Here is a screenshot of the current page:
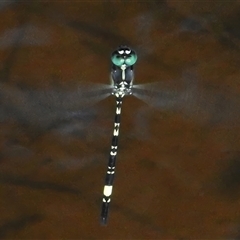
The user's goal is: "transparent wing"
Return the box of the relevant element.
[132,72,240,125]
[0,82,112,130]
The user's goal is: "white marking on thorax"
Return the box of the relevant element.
[121,64,126,81]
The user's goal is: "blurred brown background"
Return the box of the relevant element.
[0,1,240,239]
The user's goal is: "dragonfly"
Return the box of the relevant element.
[98,45,240,225]
[1,45,240,225]
[100,45,137,225]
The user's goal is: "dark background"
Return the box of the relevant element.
[0,1,240,239]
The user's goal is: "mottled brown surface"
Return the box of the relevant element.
[0,1,240,239]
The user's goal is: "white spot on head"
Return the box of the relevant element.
[118,50,124,54]
[121,64,126,70]
[125,50,131,54]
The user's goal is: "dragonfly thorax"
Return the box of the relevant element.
[111,80,133,98]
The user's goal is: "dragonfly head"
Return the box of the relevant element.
[111,45,137,67]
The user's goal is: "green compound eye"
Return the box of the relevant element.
[125,53,137,66]
[111,54,125,67]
